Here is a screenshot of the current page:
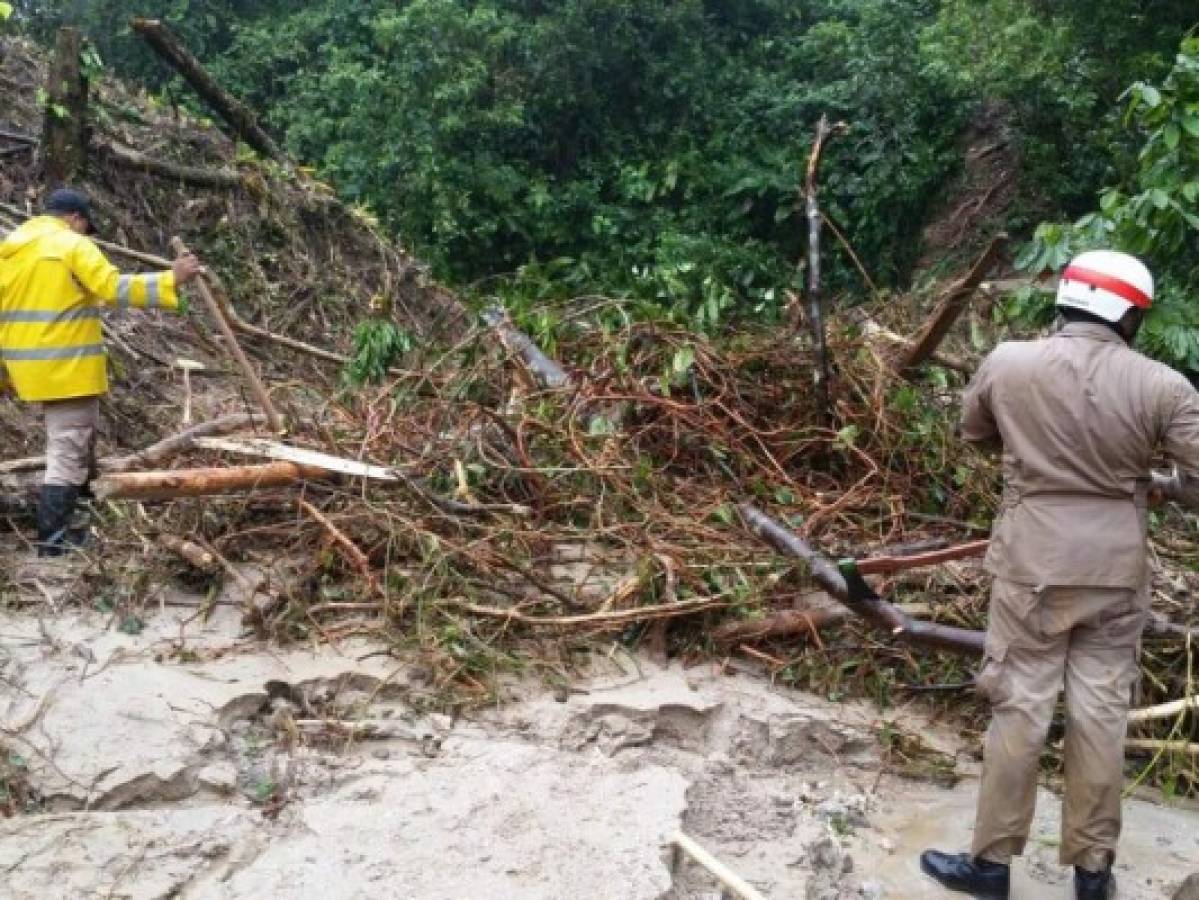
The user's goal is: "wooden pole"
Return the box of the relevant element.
[672,832,766,900]
[92,462,330,501]
[42,28,88,187]
[131,18,287,163]
[798,115,847,424]
[171,236,285,433]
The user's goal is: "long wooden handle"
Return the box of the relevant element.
[170,236,284,433]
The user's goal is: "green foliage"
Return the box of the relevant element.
[1013,38,1199,374]
[0,3,14,22]
[9,0,1195,332]
[344,319,414,386]
[195,0,963,325]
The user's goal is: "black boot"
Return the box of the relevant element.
[36,484,82,557]
[1075,866,1114,900]
[920,849,1010,898]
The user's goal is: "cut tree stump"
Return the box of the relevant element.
[41,28,88,187]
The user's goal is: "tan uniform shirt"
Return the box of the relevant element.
[962,321,1199,589]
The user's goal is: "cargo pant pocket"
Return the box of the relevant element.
[974,639,1009,705]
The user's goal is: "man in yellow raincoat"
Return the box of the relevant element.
[0,189,202,555]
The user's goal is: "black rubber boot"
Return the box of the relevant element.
[920,849,1010,898]
[36,484,82,557]
[1075,866,1115,900]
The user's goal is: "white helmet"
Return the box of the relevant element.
[1056,250,1154,323]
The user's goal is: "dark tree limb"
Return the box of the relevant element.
[739,503,986,657]
[130,18,286,164]
[41,28,89,187]
[896,234,1008,376]
[96,141,245,189]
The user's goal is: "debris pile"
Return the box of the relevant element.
[1,30,1195,808]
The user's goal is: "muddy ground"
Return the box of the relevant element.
[1,555,1196,900]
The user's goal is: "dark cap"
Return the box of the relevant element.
[45,188,95,233]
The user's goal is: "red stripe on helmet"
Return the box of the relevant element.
[1062,265,1152,308]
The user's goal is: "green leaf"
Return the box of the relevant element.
[1182,115,1199,139]
[1164,123,1181,149]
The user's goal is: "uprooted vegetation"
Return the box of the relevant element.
[1,29,1196,812]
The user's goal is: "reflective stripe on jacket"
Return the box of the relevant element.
[0,216,178,401]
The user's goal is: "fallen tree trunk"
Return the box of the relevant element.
[739,503,986,657]
[131,18,287,164]
[92,461,331,501]
[895,234,1008,376]
[96,141,245,188]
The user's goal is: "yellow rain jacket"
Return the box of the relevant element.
[0,216,178,401]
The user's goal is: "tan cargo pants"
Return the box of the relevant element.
[43,396,100,487]
[972,578,1146,872]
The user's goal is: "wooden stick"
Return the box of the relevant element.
[1128,695,1199,724]
[96,141,245,189]
[739,503,986,657]
[92,461,330,501]
[156,533,218,571]
[672,831,766,900]
[1125,739,1199,756]
[896,234,1008,375]
[713,607,846,645]
[101,413,264,472]
[171,236,285,433]
[854,540,990,575]
[131,18,286,163]
[0,456,46,475]
[444,596,727,629]
[297,497,382,597]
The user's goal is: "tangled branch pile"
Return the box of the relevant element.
[1,34,1194,798]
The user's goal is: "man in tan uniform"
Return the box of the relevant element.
[920,250,1199,900]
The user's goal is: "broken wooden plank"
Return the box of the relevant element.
[192,436,403,481]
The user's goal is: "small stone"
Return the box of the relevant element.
[196,761,238,794]
[372,748,390,760]
[858,881,886,900]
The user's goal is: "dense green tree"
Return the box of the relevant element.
[7,1,1196,344]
